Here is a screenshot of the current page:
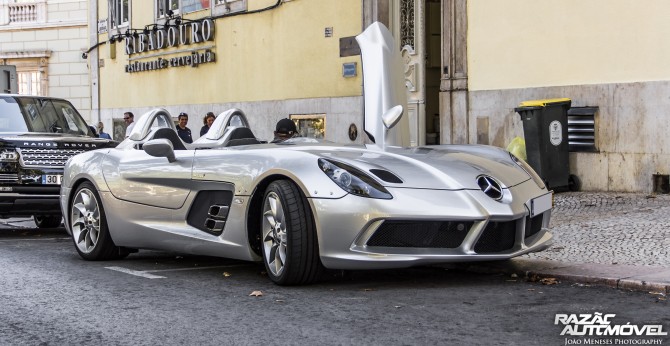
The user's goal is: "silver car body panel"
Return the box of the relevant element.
[60,22,552,269]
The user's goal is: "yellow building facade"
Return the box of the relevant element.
[90,0,365,143]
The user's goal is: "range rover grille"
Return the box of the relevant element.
[0,173,19,183]
[17,148,86,168]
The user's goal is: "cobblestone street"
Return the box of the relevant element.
[524,192,670,267]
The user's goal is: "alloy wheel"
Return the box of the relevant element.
[71,188,101,254]
[262,191,288,276]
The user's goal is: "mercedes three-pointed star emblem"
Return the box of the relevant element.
[477,175,503,200]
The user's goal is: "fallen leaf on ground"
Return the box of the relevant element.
[275,299,285,303]
[249,290,263,297]
[223,272,231,277]
[540,277,559,285]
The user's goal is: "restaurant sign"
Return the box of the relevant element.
[125,18,215,55]
[123,18,216,73]
[125,49,215,73]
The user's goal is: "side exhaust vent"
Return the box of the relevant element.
[205,205,230,234]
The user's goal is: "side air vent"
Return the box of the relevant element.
[186,190,233,235]
[369,169,403,183]
[205,205,229,233]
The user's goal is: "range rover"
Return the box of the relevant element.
[0,95,117,228]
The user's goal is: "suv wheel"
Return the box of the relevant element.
[33,215,63,228]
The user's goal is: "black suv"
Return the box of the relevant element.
[0,95,117,228]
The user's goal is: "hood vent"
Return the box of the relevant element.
[370,169,403,184]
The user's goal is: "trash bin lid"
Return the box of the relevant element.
[518,98,571,107]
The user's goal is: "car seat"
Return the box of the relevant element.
[151,127,187,150]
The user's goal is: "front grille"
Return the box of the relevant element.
[525,215,543,239]
[367,221,473,248]
[17,148,85,168]
[0,173,19,183]
[474,221,517,254]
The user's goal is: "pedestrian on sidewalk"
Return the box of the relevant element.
[177,112,193,143]
[200,112,216,136]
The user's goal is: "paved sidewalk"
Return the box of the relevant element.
[462,192,670,294]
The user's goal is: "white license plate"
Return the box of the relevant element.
[42,174,62,185]
[529,192,552,217]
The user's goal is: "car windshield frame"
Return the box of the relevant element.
[0,95,92,136]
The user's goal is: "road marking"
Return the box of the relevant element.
[105,266,167,279]
[105,264,252,279]
[147,264,251,273]
[0,238,68,242]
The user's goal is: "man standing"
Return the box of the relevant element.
[271,118,298,143]
[176,112,193,143]
[124,112,135,138]
[97,121,112,139]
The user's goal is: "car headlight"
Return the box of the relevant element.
[318,158,392,199]
[0,150,19,162]
[510,152,546,189]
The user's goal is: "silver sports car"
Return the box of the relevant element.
[60,22,553,285]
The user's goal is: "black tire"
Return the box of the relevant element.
[568,174,581,192]
[69,182,128,260]
[260,180,323,285]
[33,215,62,228]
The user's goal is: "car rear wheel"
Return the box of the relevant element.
[70,182,128,260]
[261,180,323,285]
[33,215,62,228]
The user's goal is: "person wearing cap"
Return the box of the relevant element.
[176,112,193,143]
[272,118,298,143]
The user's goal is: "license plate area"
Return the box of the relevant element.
[529,192,552,217]
[42,174,62,185]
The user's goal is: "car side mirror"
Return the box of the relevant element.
[382,105,403,130]
[143,138,176,163]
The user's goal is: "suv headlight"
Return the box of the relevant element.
[318,158,392,199]
[0,150,18,162]
[510,152,545,189]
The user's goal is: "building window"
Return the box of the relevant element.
[110,0,129,29]
[157,0,180,17]
[290,114,326,140]
[0,54,49,96]
[156,0,210,17]
[212,0,246,16]
[183,0,210,13]
[17,71,42,96]
[400,0,415,49]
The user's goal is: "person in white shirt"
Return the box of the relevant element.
[124,112,135,138]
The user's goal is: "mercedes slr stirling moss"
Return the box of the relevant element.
[0,95,117,228]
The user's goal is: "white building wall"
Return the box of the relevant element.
[99,96,364,144]
[0,0,91,122]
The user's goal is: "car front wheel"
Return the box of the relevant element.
[261,180,323,285]
[69,182,128,260]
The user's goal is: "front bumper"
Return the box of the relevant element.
[310,181,553,270]
[0,186,62,217]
